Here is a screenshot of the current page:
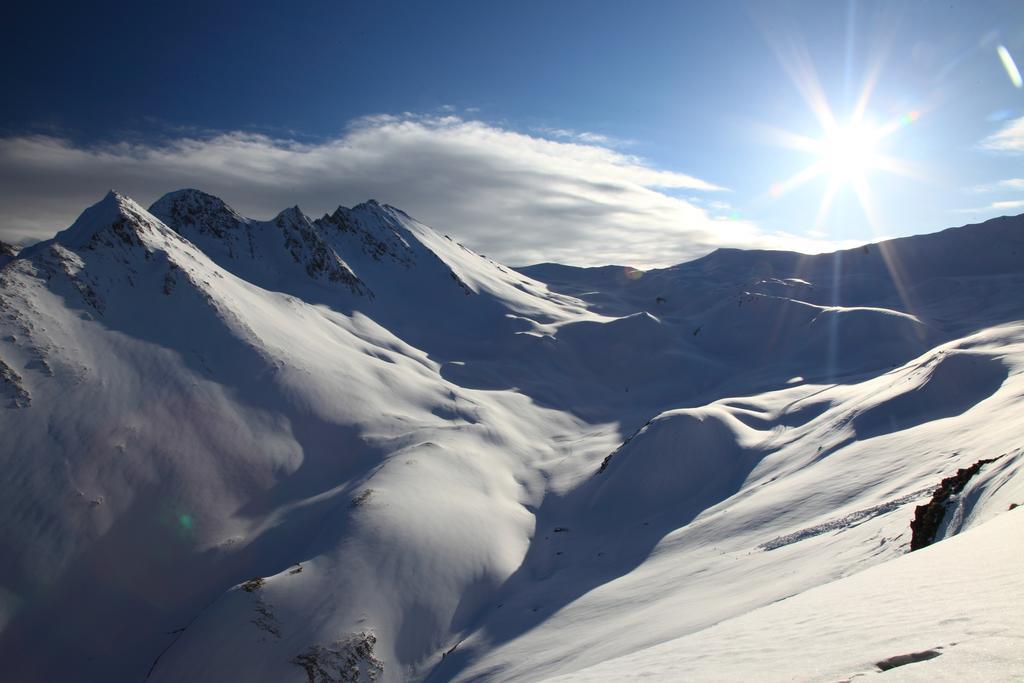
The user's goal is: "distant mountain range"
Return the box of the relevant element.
[1,191,1022,681]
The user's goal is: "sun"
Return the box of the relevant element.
[763,42,921,230]
[768,110,918,228]
[816,121,881,183]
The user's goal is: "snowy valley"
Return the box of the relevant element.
[1,190,1022,682]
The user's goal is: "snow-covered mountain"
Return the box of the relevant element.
[1,192,1022,682]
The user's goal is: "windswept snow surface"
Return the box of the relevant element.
[0,192,1022,682]
[547,506,1024,682]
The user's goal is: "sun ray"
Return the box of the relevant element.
[759,125,825,154]
[850,174,877,231]
[760,18,923,240]
[815,177,842,228]
[766,29,839,133]
[849,62,881,125]
[765,92,919,227]
[770,161,828,198]
[872,153,926,180]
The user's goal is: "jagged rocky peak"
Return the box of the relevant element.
[323,199,404,230]
[318,200,417,267]
[273,205,310,227]
[55,190,171,251]
[271,205,371,296]
[149,188,246,239]
[272,205,318,247]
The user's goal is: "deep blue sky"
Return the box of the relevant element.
[2,1,1023,264]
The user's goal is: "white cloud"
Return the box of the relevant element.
[992,199,1024,210]
[532,126,629,147]
[0,115,845,266]
[953,197,1024,214]
[979,116,1024,153]
[967,178,1024,193]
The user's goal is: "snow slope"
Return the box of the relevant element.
[547,505,1024,682]
[1,193,1022,682]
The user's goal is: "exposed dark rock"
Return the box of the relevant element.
[275,209,371,297]
[909,456,1003,551]
[251,598,282,640]
[449,270,473,295]
[291,631,383,683]
[876,648,942,671]
[0,241,16,268]
[149,189,246,243]
[441,640,461,659]
[597,418,654,474]
[0,357,31,408]
[318,207,416,268]
[163,264,178,295]
[350,489,373,508]
[241,577,265,592]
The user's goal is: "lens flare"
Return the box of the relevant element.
[997,45,1023,88]
[899,110,920,126]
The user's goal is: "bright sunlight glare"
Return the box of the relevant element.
[768,111,917,231]
[759,25,927,235]
[817,122,881,182]
[764,61,921,231]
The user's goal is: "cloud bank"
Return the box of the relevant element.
[0,115,841,267]
[979,116,1024,154]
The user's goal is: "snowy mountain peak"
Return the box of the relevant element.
[148,191,372,297]
[149,188,246,240]
[273,205,309,226]
[350,199,406,226]
[317,202,418,268]
[267,205,370,294]
[53,190,174,251]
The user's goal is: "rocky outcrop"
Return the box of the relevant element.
[0,357,30,408]
[291,632,383,683]
[149,189,250,258]
[0,241,16,268]
[274,208,372,296]
[909,456,1002,550]
[316,201,417,268]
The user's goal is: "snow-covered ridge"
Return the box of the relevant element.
[150,188,371,297]
[1,193,1023,682]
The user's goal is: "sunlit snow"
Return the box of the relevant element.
[1,191,1022,681]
